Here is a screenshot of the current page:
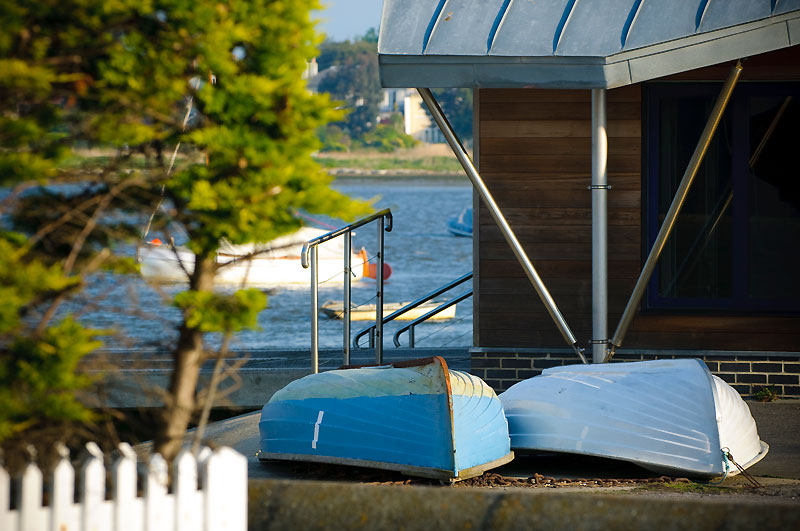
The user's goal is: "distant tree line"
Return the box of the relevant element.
[314,29,473,152]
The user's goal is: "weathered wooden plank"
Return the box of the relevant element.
[474,189,640,209]
[477,224,640,244]
[481,119,641,138]
[478,259,642,280]
[481,102,641,121]
[629,315,800,335]
[625,329,800,351]
[479,241,640,261]
[480,137,641,156]
[476,207,640,228]
[480,85,641,103]
[478,173,641,191]
[479,153,641,173]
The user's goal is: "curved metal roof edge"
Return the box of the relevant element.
[379,11,800,89]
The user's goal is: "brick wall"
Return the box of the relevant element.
[470,348,800,398]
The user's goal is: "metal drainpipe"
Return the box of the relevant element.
[418,88,587,364]
[592,89,609,363]
[607,61,743,361]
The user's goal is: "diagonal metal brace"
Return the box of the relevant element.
[418,88,586,364]
[606,61,743,362]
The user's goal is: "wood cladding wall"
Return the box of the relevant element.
[475,46,800,351]
[475,85,642,349]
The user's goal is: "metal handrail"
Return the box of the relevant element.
[353,272,473,349]
[302,208,392,373]
[393,289,472,348]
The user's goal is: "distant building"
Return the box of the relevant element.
[306,63,444,142]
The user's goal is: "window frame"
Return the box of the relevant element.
[643,81,800,314]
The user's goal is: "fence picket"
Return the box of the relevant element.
[0,443,245,531]
[144,453,168,531]
[174,450,201,531]
[113,443,141,531]
[202,447,247,531]
[0,459,11,528]
[50,444,77,531]
[81,442,110,531]
[20,461,46,531]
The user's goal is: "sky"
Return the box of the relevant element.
[316,0,383,42]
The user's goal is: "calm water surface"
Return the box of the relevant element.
[78,177,474,354]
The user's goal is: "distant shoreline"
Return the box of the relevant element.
[328,168,464,179]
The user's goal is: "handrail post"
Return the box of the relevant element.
[409,326,415,348]
[310,246,319,374]
[375,216,385,364]
[343,231,352,365]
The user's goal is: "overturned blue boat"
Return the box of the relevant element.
[257,356,513,481]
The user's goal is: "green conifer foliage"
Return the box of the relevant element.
[1,0,369,460]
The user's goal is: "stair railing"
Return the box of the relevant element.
[353,272,473,350]
[302,209,392,373]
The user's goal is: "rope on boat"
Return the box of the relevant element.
[724,448,763,488]
[708,448,732,485]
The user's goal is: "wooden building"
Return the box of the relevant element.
[378,1,800,396]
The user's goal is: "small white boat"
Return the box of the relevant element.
[319,300,456,321]
[139,227,386,285]
[500,359,768,478]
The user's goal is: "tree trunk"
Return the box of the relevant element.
[154,254,215,464]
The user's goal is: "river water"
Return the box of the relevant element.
[76,176,474,354]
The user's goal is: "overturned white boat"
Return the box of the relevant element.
[139,227,386,286]
[500,359,768,479]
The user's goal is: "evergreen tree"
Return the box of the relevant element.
[1,0,368,463]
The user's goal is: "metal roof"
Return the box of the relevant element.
[378,0,800,89]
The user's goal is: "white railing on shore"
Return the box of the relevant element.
[0,442,247,531]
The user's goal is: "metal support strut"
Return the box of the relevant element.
[418,88,586,364]
[606,61,743,362]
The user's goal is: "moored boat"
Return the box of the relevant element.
[257,356,514,481]
[500,359,768,479]
[138,227,387,285]
[446,207,472,237]
[319,300,456,321]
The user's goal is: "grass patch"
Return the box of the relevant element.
[636,481,730,495]
[314,155,462,173]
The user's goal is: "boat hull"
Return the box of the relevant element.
[258,357,513,480]
[138,245,364,285]
[319,300,456,321]
[500,359,768,478]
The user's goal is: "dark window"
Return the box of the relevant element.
[645,83,800,312]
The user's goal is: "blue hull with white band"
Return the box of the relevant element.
[257,357,513,480]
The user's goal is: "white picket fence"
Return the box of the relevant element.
[0,442,247,531]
